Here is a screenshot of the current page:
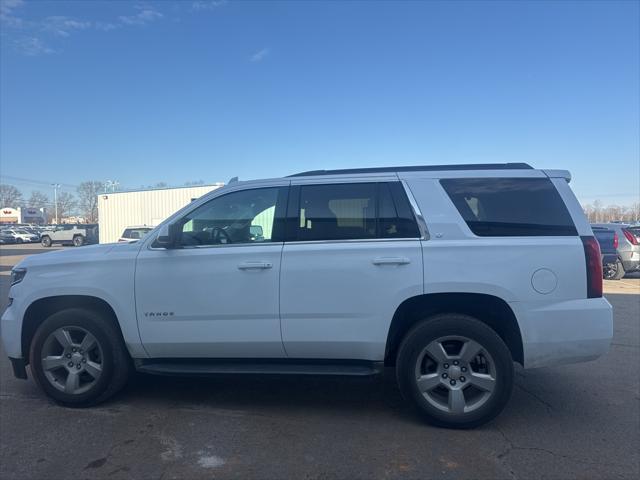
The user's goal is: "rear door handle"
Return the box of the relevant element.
[238,261,273,270]
[372,257,411,265]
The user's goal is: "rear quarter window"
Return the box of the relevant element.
[440,177,577,236]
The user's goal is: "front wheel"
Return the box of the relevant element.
[29,308,131,407]
[16,237,23,244]
[396,314,514,429]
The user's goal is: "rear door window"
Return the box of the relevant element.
[440,177,577,236]
[290,182,420,241]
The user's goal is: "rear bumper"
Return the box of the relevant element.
[510,297,613,369]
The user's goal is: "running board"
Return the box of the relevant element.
[135,360,383,377]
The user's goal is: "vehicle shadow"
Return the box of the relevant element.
[119,368,413,419]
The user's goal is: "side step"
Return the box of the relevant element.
[135,359,383,377]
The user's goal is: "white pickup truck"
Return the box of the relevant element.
[3,163,613,428]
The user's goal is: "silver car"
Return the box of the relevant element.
[591,223,640,278]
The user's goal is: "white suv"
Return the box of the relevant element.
[2,164,613,428]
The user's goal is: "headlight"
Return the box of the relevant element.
[10,268,27,286]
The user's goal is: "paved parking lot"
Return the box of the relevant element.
[0,243,638,479]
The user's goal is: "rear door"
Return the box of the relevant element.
[280,179,424,360]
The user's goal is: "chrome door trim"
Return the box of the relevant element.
[401,180,429,240]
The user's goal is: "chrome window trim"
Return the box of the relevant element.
[149,241,285,251]
[401,180,429,240]
[284,237,421,246]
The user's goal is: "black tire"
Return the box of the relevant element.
[16,237,23,244]
[41,236,52,247]
[29,308,131,407]
[73,235,84,247]
[603,259,625,280]
[396,313,514,429]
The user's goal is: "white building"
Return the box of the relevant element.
[97,183,224,243]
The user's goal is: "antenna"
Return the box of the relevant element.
[228,176,239,184]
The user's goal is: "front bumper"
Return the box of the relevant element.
[511,297,613,369]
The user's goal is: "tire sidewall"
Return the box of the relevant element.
[396,314,514,429]
[614,260,626,280]
[41,236,51,247]
[29,309,116,406]
[73,235,84,247]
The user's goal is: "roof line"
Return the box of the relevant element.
[288,163,534,177]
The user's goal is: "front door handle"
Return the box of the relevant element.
[238,261,273,270]
[372,257,411,265]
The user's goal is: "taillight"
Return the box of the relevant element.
[581,236,603,298]
[613,232,619,249]
[623,229,639,245]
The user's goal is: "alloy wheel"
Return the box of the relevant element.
[414,335,497,415]
[40,326,104,395]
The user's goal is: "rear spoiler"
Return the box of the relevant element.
[543,169,571,183]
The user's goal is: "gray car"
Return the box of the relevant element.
[591,223,640,278]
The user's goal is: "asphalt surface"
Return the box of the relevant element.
[0,243,638,480]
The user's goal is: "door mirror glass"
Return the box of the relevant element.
[155,224,174,247]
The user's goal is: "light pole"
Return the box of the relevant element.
[104,180,119,193]
[51,183,60,224]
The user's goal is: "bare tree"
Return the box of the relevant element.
[27,190,49,209]
[0,184,23,208]
[630,202,640,223]
[77,181,102,223]
[56,192,77,220]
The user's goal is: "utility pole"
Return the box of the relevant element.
[51,183,60,224]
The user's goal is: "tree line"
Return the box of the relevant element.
[0,179,208,223]
[0,181,103,223]
[581,201,640,224]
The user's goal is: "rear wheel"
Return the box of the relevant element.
[41,236,52,247]
[29,308,131,407]
[73,235,84,247]
[16,237,23,244]
[396,314,514,429]
[603,259,625,280]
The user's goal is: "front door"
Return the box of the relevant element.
[135,184,289,358]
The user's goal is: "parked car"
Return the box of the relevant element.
[3,163,613,429]
[0,229,39,243]
[627,226,640,242]
[118,226,153,243]
[591,223,640,278]
[0,233,17,244]
[592,226,622,280]
[40,224,99,247]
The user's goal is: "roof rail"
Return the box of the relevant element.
[288,163,534,177]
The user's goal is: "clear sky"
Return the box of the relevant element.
[1,0,638,205]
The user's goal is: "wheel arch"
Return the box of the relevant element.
[21,295,126,365]
[385,293,524,366]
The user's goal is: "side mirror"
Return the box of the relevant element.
[155,223,178,248]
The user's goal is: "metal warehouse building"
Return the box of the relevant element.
[97,183,224,243]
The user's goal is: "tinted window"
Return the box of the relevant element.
[177,187,285,246]
[123,228,151,239]
[440,178,577,236]
[292,182,419,241]
[378,183,421,238]
[297,183,377,241]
